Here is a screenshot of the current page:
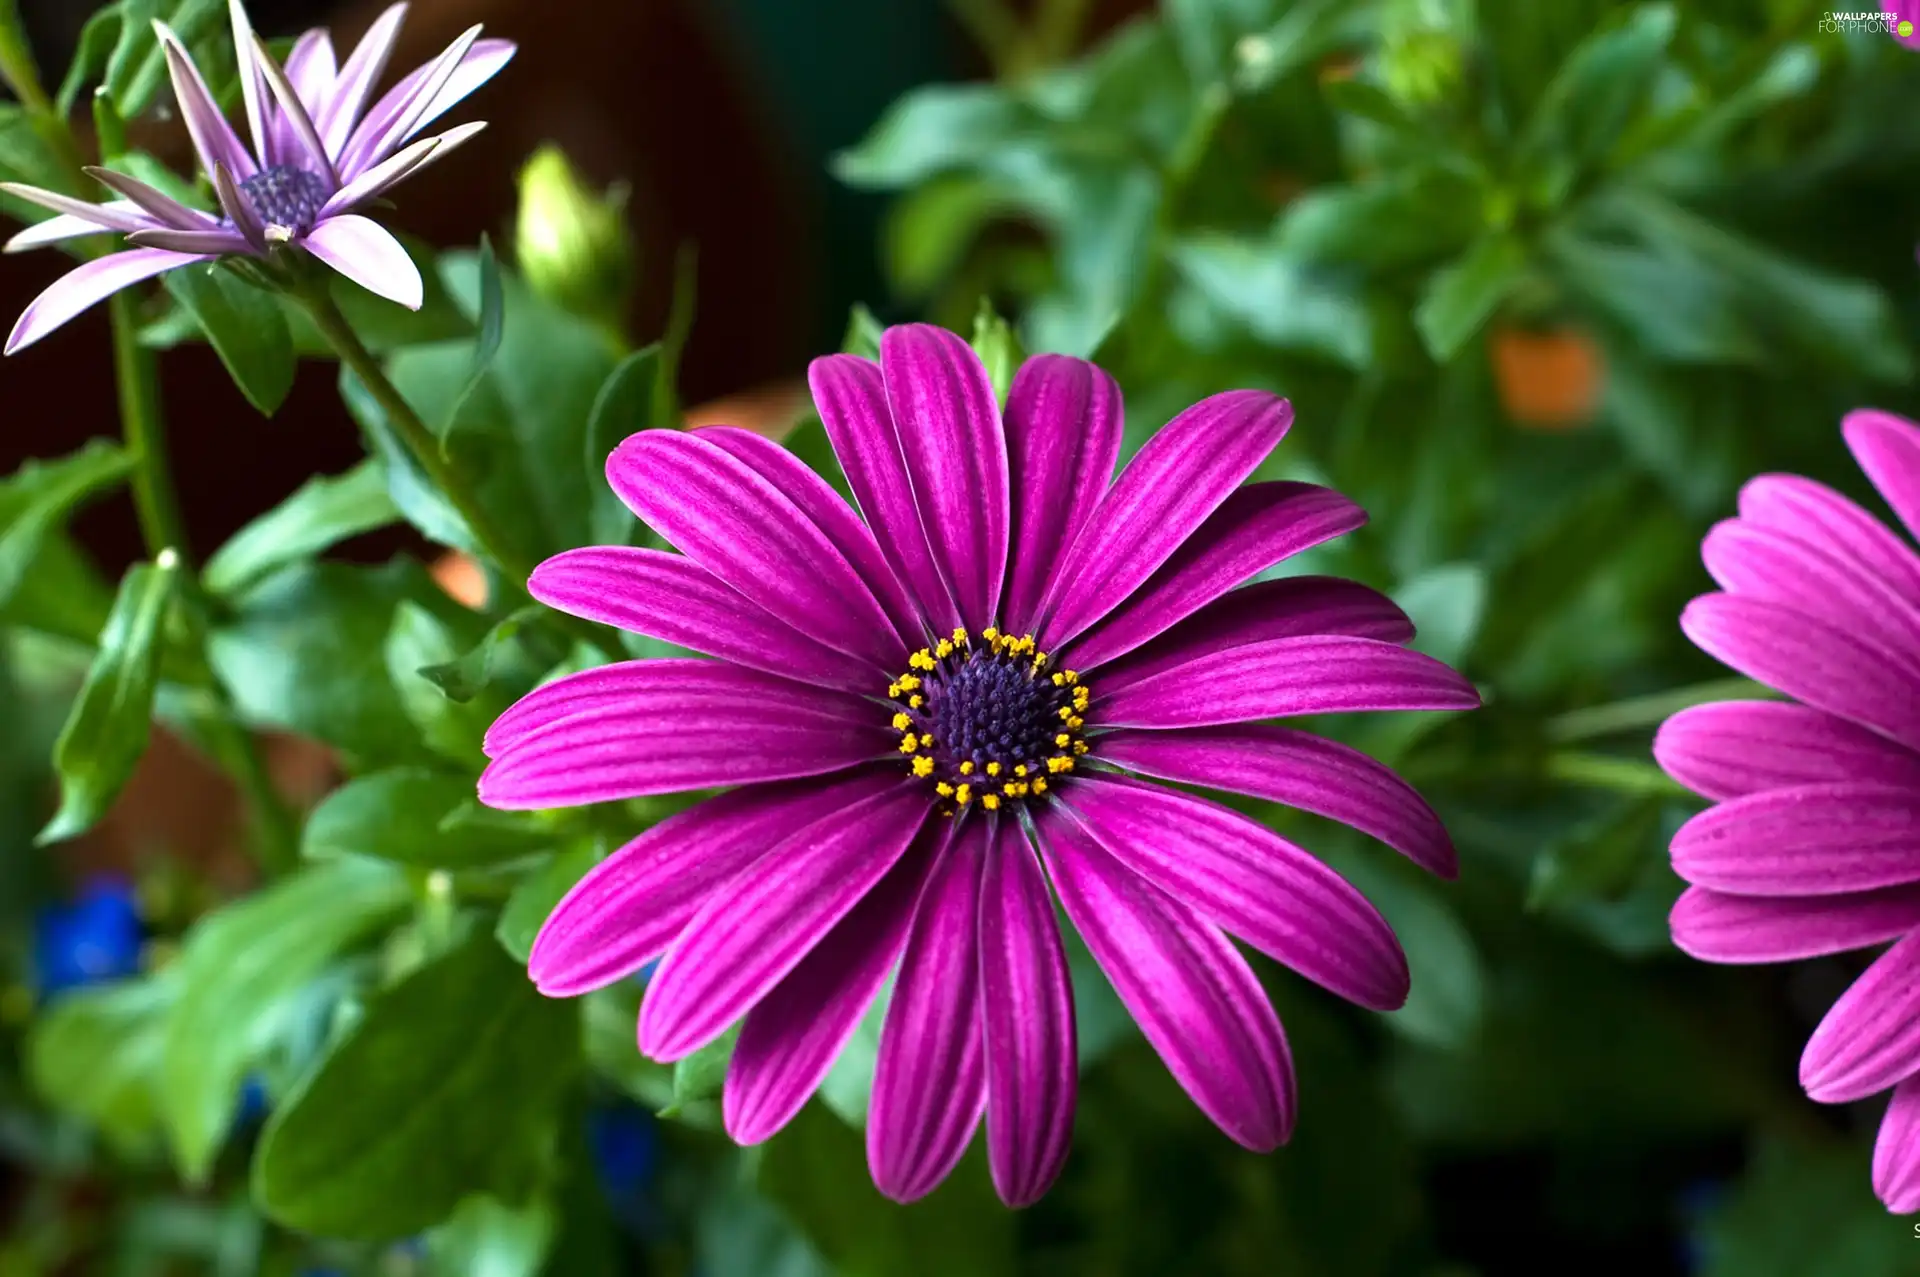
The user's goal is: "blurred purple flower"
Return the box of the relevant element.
[1657,408,1920,1214]
[32,875,143,997]
[1,0,512,353]
[480,323,1478,1205]
[1885,3,1920,47]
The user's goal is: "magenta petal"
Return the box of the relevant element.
[1097,635,1479,729]
[1669,884,1920,964]
[1032,808,1295,1149]
[304,215,422,308]
[1875,1077,1920,1214]
[1067,482,1367,671]
[1679,593,1920,751]
[810,352,955,630]
[868,819,988,1203]
[980,825,1077,1207]
[1703,518,1920,659]
[723,843,930,1144]
[1064,776,1410,1009]
[7,248,206,355]
[527,773,891,995]
[1000,354,1122,636]
[1737,474,1920,608]
[639,784,931,1060]
[1845,409,1920,549]
[1655,701,1920,802]
[1099,725,1456,878]
[1671,784,1920,896]
[1092,577,1415,689]
[607,431,901,669]
[1801,930,1920,1103]
[878,324,1010,630]
[478,662,885,808]
[528,547,879,694]
[1039,390,1294,648]
[697,426,922,654]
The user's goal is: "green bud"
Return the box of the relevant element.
[514,144,635,329]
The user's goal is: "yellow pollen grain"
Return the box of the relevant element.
[897,675,921,692]
[1032,778,1048,794]
[936,782,955,797]
[952,627,968,643]
[986,761,1002,777]
[955,783,972,805]
[1051,673,1066,686]
[1073,741,1089,755]
[892,712,912,731]
[899,733,919,753]
[1066,716,1084,730]
[910,650,936,671]
[1034,651,1048,664]
[981,793,1001,811]
[1055,732,1071,748]
[1064,670,1079,684]
[912,756,935,777]
[909,694,924,709]
[982,627,999,642]
[1014,764,1028,777]
[1059,707,1074,721]
[888,681,903,698]
[935,639,954,658]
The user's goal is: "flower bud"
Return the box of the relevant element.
[514,145,634,328]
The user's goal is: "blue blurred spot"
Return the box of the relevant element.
[588,1102,659,1200]
[1676,1176,1729,1274]
[235,1074,271,1127]
[32,876,143,997]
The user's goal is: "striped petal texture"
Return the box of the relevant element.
[487,323,1476,1205]
[1658,407,1920,1214]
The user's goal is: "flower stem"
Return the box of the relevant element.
[1544,752,1696,800]
[108,293,300,873]
[1545,678,1775,743]
[0,0,48,115]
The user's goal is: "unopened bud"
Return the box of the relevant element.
[514,144,634,328]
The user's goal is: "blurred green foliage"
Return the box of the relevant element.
[6,0,1920,1274]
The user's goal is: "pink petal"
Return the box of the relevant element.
[980,824,1076,1207]
[1801,930,1920,1103]
[1038,390,1293,648]
[606,430,901,671]
[1032,807,1295,1149]
[1875,1077,1920,1214]
[1671,783,1920,896]
[1702,517,1920,659]
[528,547,879,694]
[528,773,892,995]
[1737,474,1920,609]
[1655,701,1920,802]
[868,818,988,1203]
[1669,884,1920,964]
[1000,354,1122,636]
[1095,635,1479,729]
[723,843,930,1144]
[1099,725,1456,877]
[7,248,206,356]
[1062,776,1410,1010]
[1845,409,1920,549]
[639,784,932,1059]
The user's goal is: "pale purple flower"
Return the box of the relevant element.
[1,1,512,354]
[1657,408,1920,1214]
[484,324,1479,1205]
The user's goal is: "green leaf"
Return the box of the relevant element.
[496,842,601,964]
[583,983,673,1109]
[160,858,409,1181]
[582,345,664,546]
[842,302,885,359]
[758,1102,1015,1276]
[304,768,552,870]
[1546,230,1762,365]
[40,555,181,845]
[0,104,68,197]
[27,976,175,1154]
[1697,1139,1914,1277]
[165,263,297,416]
[58,5,123,117]
[0,439,133,610]
[1526,795,1666,912]
[1328,848,1484,1050]
[109,0,223,116]
[664,1023,737,1126]
[1392,562,1486,668]
[385,601,495,764]
[441,235,506,441]
[203,459,400,597]
[280,242,474,354]
[817,984,887,1129]
[1171,233,1383,367]
[254,926,581,1241]
[1229,0,1371,93]
[1514,4,1676,194]
[428,1195,557,1277]
[1414,235,1527,360]
[1274,175,1481,271]
[834,84,1030,189]
[0,527,116,644]
[970,299,1024,407]
[210,559,484,764]
[418,604,555,703]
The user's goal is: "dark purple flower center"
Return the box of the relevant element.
[238,164,329,232]
[887,628,1091,810]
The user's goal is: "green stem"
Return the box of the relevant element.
[1544,752,1696,800]
[0,0,48,115]
[293,277,616,656]
[1546,678,1775,743]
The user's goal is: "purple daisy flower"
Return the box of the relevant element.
[1885,2,1920,47]
[485,324,1479,1205]
[1656,408,1920,1214]
[1,1,512,354]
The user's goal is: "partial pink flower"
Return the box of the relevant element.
[2,1,512,353]
[484,325,1479,1205]
[1658,407,1920,1213]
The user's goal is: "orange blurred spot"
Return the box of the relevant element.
[684,378,811,440]
[1319,56,1359,84]
[1491,326,1602,431]
[432,551,488,608]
